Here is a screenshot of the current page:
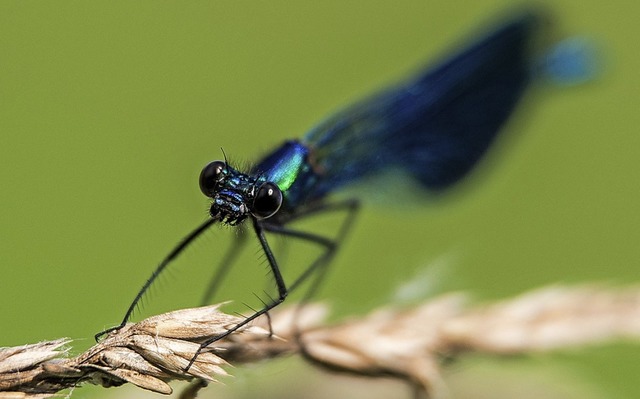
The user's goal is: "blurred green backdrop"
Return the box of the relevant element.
[1,1,639,398]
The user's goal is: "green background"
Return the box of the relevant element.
[1,1,638,398]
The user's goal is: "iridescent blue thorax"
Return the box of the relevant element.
[252,140,319,211]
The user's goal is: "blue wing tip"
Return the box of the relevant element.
[538,36,602,86]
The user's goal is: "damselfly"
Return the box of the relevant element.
[96,11,592,367]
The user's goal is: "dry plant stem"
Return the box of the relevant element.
[2,285,640,399]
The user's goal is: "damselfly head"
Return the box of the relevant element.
[199,160,283,225]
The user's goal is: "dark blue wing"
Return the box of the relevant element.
[301,13,541,200]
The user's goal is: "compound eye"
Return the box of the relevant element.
[199,160,226,197]
[252,182,283,219]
